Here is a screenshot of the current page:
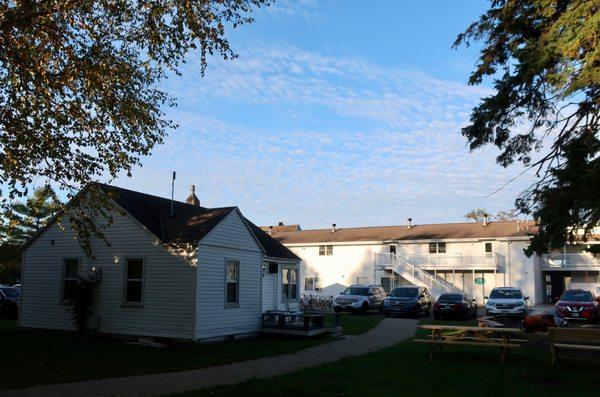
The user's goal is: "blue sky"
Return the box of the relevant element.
[113,0,536,229]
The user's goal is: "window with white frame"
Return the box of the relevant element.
[485,242,493,257]
[125,258,144,304]
[428,242,446,254]
[389,244,397,254]
[318,245,333,256]
[225,260,240,306]
[282,268,298,301]
[62,259,80,301]
[304,276,321,292]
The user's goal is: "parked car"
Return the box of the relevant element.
[332,284,387,314]
[0,286,20,319]
[555,289,600,325]
[433,293,477,320]
[382,286,431,318]
[485,287,528,318]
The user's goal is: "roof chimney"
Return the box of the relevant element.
[482,214,489,226]
[331,223,337,232]
[278,221,284,226]
[186,185,200,206]
[269,226,274,235]
[407,218,413,229]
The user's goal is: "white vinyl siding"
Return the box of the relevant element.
[19,210,196,339]
[196,210,263,340]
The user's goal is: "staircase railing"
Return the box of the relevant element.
[375,253,463,294]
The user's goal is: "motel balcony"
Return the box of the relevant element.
[541,253,600,271]
[375,253,499,271]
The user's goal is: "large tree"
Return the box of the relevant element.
[0,0,270,253]
[455,0,599,254]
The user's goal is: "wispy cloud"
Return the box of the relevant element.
[115,41,535,229]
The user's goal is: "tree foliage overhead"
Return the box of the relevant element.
[0,0,270,254]
[455,0,600,254]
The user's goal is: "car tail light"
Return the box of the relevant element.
[434,303,442,309]
[454,303,465,309]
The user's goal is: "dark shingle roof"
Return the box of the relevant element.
[272,221,538,244]
[101,184,299,260]
[23,183,299,261]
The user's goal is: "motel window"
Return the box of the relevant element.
[125,258,144,304]
[389,245,397,254]
[225,260,240,306]
[428,242,446,254]
[62,259,80,301]
[282,268,298,301]
[304,276,321,292]
[485,242,493,257]
[319,245,333,256]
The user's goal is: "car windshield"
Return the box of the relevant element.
[341,287,368,296]
[490,289,522,299]
[438,294,463,302]
[390,288,418,297]
[561,290,594,302]
[0,287,20,299]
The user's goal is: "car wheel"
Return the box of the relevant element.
[333,307,341,313]
[416,306,423,318]
[360,302,368,315]
[384,311,391,318]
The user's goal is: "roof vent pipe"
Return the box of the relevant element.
[278,221,284,226]
[482,214,489,226]
[331,223,337,232]
[269,226,274,235]
[407,218,413,229]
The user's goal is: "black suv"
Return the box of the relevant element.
[382,286,432,317]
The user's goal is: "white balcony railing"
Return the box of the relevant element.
[375,253,498,270]
[542,253,600,269]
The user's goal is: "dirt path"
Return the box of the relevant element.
[1,318,418,397]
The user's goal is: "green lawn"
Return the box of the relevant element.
[178,319,600,397]
[1,314,382,390]
[0,320,332,390]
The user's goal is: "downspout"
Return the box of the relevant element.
[507,241,512,286]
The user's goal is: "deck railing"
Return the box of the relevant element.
[375,252,498,270]
[541,253,600,269]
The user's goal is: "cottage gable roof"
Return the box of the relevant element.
[272,220,538,244]
[24,184,300,261]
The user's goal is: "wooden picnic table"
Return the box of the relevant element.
[415,325,526,364]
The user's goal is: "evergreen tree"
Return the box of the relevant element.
[0,185,61,283]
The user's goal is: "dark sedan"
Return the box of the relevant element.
[382,286,432,318]
[433,293,477,320]
[555,289,599,325]
[0,286,20,319]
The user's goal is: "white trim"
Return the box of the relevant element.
[123,256,146,307]
[282,236,533,247]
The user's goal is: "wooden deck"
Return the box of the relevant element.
[261,311,341,337]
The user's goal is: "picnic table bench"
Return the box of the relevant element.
[414,325,526,364]
[549,327,600,365]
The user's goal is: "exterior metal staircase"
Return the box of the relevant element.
[374,253,464,299]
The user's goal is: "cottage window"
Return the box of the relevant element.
[428,242,446,254]
[225,260,240,306]
[318,245,333,256]
[282,268,298,301]
[125,258,144,304]
[62,259,80,301]
[389,245,397,254]
[304,276,321,292]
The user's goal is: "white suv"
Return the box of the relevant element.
[485,287,529,317]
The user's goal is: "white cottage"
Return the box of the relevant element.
[18,184,300,341]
